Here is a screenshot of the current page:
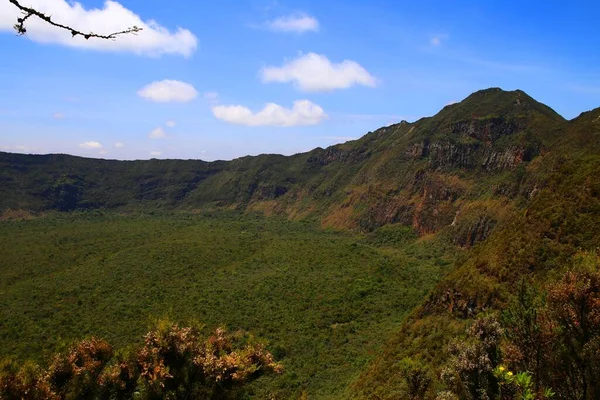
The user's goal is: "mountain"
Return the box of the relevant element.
[2,88,600,398]
[0,88,569,238]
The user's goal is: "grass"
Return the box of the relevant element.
[0,211,454,399]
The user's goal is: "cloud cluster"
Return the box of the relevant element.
[138,80,198,103]
[266,14,319,33]
[148,120,177,139]
[78,141,103,149]
[212,100,326,127]
[148,127,168,139]
[430,34,449,46]
[261,53,377,92]
[204,92,220,104]
[1,145,27,151]
[5,1,384,152]
[0,0,197,57]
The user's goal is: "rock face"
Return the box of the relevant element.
[451,116,524,142]
[411,179,463,235]
[421,287,489,319]
[307,145,371,166]
[354,173,465,234]
[253,184,289,200]
[406,116,534,171]
[454,216,497,248]
[427,141,477,169]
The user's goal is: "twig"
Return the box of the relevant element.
[9,0,143,40]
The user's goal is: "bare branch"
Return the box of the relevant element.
[8,0,143,40]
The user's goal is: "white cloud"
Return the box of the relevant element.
[98,150,109,155]
[1,145,27,151]
[138,80,198,103]
[266,13,319,33]
[0,0,197,57]
[114,142,125,148]
[430,34,448,46]
[149,127,168,139]
[78,141,103,149]
[53,112,65,119]
[204,92,219,104]
[261,53,377,92]
[212,100,327,127]
[149,151,162,156]
[165,120,176,127]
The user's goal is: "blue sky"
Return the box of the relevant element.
[1,0,599,161]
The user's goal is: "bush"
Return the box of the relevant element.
[0,321,282,400]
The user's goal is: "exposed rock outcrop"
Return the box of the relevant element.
[451,116,524,142]
[454,216,497,248]
[307,145,371,166]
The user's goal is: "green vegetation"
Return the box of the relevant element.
[0,211,453,398]
[0,320,281,400]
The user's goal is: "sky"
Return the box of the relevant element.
[1,0,599,161]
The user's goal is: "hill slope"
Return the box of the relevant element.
[350,106,600,398]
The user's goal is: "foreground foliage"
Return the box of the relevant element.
[369,262,600,400]
[0,321,281,400]
[442,264,600,400]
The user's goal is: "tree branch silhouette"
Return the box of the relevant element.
[8,0,143,40]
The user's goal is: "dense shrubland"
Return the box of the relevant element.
[0,320,281,400]
[0,212,453,398]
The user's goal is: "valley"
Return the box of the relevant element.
[0,211,453,398]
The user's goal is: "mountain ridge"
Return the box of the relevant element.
[1,88,594,242]
[0,87,576,163]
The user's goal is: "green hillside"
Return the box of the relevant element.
[2,88,600,399]
[350,106,600,398]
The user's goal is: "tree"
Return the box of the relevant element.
[441,315,504,399]
[500,280,553,393]
[546,269,600,400]
[8,0,142,40]
[398,357,432,400]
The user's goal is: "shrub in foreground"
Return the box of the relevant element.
[0,321,282,400]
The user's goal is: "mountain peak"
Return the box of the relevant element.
[437,87,565,124]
